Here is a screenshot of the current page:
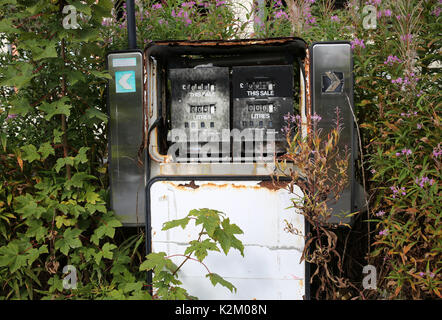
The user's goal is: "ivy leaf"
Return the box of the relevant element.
[21,144,40,163]
[55,228,82,256]
[206,273,236,293]
[184,239,219,262]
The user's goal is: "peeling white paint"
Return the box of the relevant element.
[150,180,306,300]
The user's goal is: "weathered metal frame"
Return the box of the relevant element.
[143,38,309,178]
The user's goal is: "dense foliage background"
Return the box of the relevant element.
[0,0,440,299]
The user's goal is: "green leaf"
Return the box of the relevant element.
[65,172,95,189]
[90,70,112,80]
[25,219,47,242]
[190,208,223,237]
[54,228,82,256]
[102,242,117,260]
[53,129,63,144]
[21,144,40,163]
[54,156,75,173]
[74,147,89,165]
[139,252,168,273]
[90,213,122,245]
[206,273,236,293]
[16,200,46,219]
[38,142,55,160]
[85,108,108,123]
[162,217,190,231]
[39,97,71,120]
[33,43,58,60]
[185,239,219,262]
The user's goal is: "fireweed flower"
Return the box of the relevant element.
[366,0,381,5]
[400,34,413,42]
[312,113,322,123]
[376,210,385,217]
[415,177,435,188]
[378,229,388,236]
[383,9,392,17]
[181,1,195,8]
[390,186,406,198]
[275,10,289,19]
[152,3,162,9]
[216,0,227,7]
[351,38,365,49]
[331,15,340,22]
[432,144,442,158]
[384,55,402,66]
[273,0,283,7]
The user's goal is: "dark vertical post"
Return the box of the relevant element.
[126,0,137,49]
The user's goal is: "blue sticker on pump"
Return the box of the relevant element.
[115,70,136,93]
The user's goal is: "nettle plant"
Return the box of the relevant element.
[140,208,244,300]
[274,109,357,299]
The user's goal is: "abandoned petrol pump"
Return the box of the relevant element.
[106,37,365,300]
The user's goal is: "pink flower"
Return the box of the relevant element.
[275,10,289,19]
[376,210,385,217]
[351,38,365,49]
[152,3,162,10]
[384,9,392,17]
[331,15,340,22]
[181,1,195,8]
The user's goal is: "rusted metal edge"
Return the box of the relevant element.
[145,37,306,48]
[163,180,289,192]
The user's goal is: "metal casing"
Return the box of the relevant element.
[310,42,355,225]
[107,50,145,225]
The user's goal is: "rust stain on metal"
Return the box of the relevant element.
[178,180,199,189]
[163,181,286,192]
[258,180,289,191]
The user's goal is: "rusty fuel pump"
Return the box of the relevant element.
[106,1,365,301]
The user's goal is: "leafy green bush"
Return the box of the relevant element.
[0,0,440,300]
